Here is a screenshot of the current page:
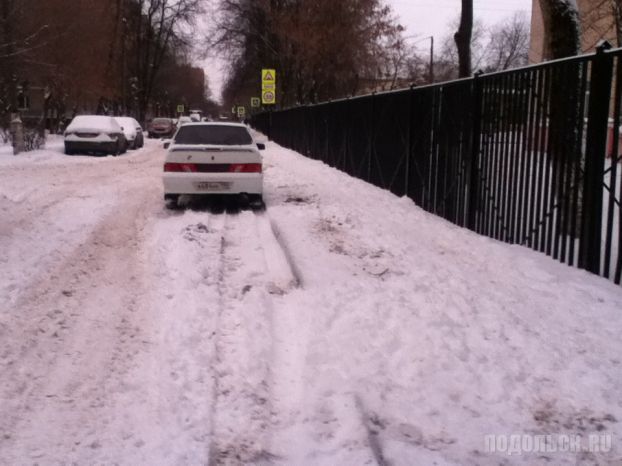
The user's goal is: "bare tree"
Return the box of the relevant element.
[211,0,402,108]
[485,12,529,71]
[454,0,473,77]
[436,12,529,78]
[436,18,487,81]
[127,0,203,121]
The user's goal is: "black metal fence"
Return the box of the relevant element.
[251,43,622,285]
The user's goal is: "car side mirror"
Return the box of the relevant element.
[163,140,171,149]
[257,143,265,151]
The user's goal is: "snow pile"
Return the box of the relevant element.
[259,139,622,464]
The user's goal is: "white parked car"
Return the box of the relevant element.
[177,116,192,126]
[114,116,144,149]
[162,122,265,209]
[64,115,127,156]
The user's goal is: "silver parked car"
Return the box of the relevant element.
[64,115,127,156]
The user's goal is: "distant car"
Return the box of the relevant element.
[114,116,144,149]
[177,116,192,126]
[189,112,201,122]
[162,122,265,209]
[64,115,127,156]
[148,117,176,138]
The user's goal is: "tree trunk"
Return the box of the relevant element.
[540,0,582,239]
[454,0,473,78]
[539,0,580,59]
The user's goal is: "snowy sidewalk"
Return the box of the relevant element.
[260,139,622,465]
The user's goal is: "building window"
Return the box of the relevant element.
[17,92,30,110]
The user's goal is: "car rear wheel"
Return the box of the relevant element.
[164,194,180,210]
[248,194,265,211]
[112,143,121,156]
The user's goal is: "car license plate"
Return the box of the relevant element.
[194,181,232,191]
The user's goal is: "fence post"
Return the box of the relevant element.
[367,92,375,182]
[467,71,483,230]
[580,41,613,274]
[405,85,415,196]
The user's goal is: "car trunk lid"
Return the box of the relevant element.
[167,145,261,164]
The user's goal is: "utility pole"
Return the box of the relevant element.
[429,36,434,83]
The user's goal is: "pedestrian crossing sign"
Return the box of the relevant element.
[262,69,276,84]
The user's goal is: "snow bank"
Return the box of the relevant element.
[259,137,622,464]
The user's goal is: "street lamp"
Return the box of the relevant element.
[406,34,434,84]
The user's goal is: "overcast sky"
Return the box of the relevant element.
[395,0,532,38]
[204,0,533,102]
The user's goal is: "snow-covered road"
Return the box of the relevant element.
[1,137,621,465]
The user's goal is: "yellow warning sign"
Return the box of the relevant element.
[261,69,276,105]
[262,69,276,84]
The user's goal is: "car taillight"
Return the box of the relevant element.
[164,162,198,172]
[228,163,262,173]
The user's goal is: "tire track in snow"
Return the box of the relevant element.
[0,146,162,307]
[263,214,303,290]
[208,210,294,464]
[0,185,159,463]
[134,210,227,464]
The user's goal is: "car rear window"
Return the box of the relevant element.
[174,125,253,145]
[153,118,171,124]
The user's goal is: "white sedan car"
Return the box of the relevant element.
[162,122,265,209]
[64,115,127,156]
[114,116,144,149]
